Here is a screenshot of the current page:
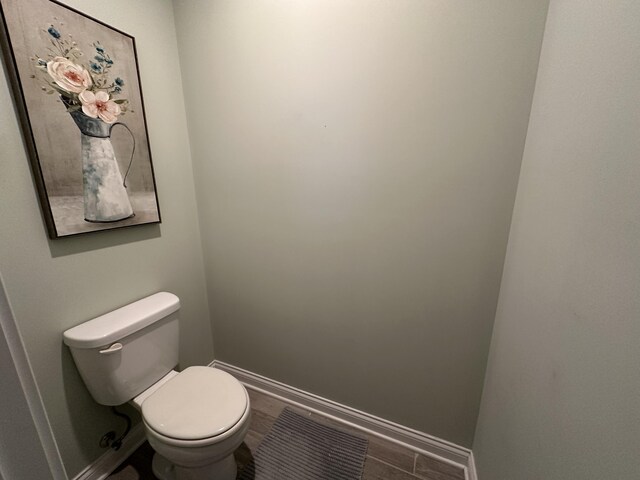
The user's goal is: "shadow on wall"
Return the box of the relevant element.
[48,223,160,258]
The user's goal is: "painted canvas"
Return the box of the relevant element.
[0,0,160,238]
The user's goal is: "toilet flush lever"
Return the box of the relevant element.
[99,343,123,355]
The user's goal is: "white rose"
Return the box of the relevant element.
[46,56,92,94]
[79,90,121,124]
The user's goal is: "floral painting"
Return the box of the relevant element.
[0,0,160,237]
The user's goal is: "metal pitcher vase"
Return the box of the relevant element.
[68,109,135,223]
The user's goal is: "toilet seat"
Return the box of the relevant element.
[142,366,249,445]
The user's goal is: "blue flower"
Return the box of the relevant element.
[114,86,122,93]
[114,77,124,87]
[94,55,105,63]
[90,62,101,72]
[47,26,61,39]
[95,45,105,53]
[38,59,47,66]
[105,59,113,65]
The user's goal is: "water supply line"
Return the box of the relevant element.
[109,406,131,451]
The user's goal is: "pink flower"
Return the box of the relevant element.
[79,90,121,124]
[46,56,92,93]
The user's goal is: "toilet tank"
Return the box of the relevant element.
[63,292,180,406]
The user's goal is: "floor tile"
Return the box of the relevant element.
[363,456,421,480]
[233,440,254,473]
[108,443,156,479]
[247,409,276,436]
[106,464,143,480]
[415,453,466,480]
[243,428,263,452]
[246,388,289,418]
[367,435,416,473]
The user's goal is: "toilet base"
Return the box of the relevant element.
[152,453,175,480]
[152,451,237,480]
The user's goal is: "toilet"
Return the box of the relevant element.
[62,292,250,480]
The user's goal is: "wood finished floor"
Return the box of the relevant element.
[108,389,465,480]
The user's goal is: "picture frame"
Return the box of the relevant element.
[0,0,161,238]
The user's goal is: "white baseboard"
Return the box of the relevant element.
[467,451,478,480]
[72,422,146,480]
[211,360,477,480]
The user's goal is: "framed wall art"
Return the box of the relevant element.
[0,0,161,238]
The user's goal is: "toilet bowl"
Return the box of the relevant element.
[62,292,251,480]
[134,366,251,480]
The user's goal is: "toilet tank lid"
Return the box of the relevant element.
[63,292,180,349]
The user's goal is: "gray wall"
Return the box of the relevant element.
[0,0,213,476]
[473,0,640,478]
[173,0,549,447]
[0,275,62,480]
